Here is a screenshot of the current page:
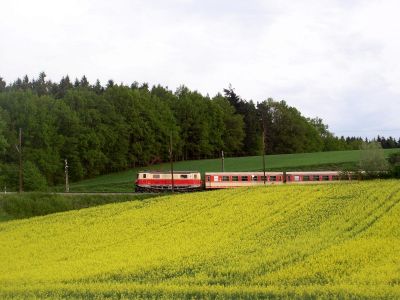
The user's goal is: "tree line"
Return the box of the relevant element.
[0,73,398,190]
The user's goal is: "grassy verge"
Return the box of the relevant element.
[0,193,159,221]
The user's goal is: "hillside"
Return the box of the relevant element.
[65,149,399,192]
[1,180,400,298]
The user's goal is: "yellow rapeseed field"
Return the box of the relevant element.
[1,180,400,298]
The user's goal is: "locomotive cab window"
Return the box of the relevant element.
[222,176,229,181]
[206,176,210,182]
[194,175,198,179]
[143,174,146,179]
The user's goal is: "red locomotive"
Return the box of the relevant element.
[135,170,347,192]
[135,170,202,192]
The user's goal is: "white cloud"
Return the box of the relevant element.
[0,0,399,138]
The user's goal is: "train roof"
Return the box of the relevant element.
[205,172,282,175]
[286,171,339,175]
[205,171,339,175]
[138,170,200,174]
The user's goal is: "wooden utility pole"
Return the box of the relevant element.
[65,159,69,192]
[262,116,266,185]
[169,133,174,193]
[17,128,23,193]
[221,150,225,172]
[262,133,266,184]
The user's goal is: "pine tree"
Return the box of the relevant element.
[93,79,103,94]
[80,75,89,88]
[0,77,6,92]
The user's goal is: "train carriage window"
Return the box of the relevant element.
[222,176,230,181]
[180,174,188,179]
[286,176,291,181]
[143,174,146,179]
[194,175,198,179]
[153,174,160,179]
[332,175,339,181]
[313,175,320,181]
[303,175,310,181]
[270,176,276,181]
[294,176,300,181]
[241,176,248,181]
[252,176,258,181]
[232,176,239,181]
[322,175,329,181]
[261,176,267,181]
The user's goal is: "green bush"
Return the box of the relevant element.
[23,161,48,191]
[359,142,389,174]
[388,151,400,178]
[392,165,400,178]
[388,152,400,165]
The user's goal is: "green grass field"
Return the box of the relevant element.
[63,149,399,192]
[1,180,399,298]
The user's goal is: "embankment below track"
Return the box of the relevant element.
[0,193,157,221]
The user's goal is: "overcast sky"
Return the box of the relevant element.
[1,0,399,138]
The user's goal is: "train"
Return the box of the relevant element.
[135,170,349,192]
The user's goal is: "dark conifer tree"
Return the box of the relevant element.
[106,79,114,89]
[223,85,242,111]
[130,81,139,90]
[13,78,23,90]
[73,78,80,88]
[33,72,48,96]
[0,77,6,92]
[80,75,90,88]
[22,75,30,90]
[56,76,73,98]
[139,82,149,91]
[224,86,262,155]
[93,79,104,94]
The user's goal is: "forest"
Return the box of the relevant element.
[0,73,399,190]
